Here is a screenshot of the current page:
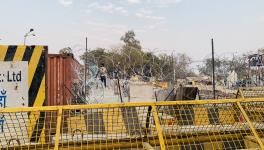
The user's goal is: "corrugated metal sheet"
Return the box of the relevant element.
[47,54,82,106]
[46,54,82,134]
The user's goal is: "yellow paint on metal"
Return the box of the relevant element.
[27,77,46,142]
[194,107,209,125]
[153,134,244,147]
[13,45,26,61]
[28,111,40,140]
[28,45,43,87]
[236,102,264,149]
[240,88,245,99]
[1,98,264,113]
[103,108,126,134]
[39,124,46,144]
[0,45,8,60]
[242,87,264,90]
[67,115,86,135]
[237,88,245,99]
[151,105,165,150]
[237,87,264,98]
[244,136,263,149]
[219,108,235,124]
[153,82,169,89]
[203,141,223,150]
[33,76,46,107]
[54,108,63,150]
[1,99,264,149]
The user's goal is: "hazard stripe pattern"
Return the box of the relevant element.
[0,45,47,143]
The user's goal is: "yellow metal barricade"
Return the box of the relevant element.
[237,87,264,98]
[0,98,264,150]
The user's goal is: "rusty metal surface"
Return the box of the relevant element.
[47,54,81,106]
[46,54,82,135]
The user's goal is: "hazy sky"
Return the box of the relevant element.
[1,0,264,62]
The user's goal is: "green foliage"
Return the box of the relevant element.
[198,55,248,80]
[80,30,195,81]
[120,30,141,50]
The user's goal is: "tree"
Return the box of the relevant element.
[258,48,264,54]
[198,54,248,80]
[80,30,195,82]
[80,47,108,66]
[228,54,248,79]
[120,30,141,50]
[198,58,224,77]
[174,53,194,79]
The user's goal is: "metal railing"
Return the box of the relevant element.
[237,87,264,98]
[0,98,264,150]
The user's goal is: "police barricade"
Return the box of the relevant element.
[237,87,264,98]
[0,98,264,150]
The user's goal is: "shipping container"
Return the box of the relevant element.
[46,53,83,135]
[47,53,83,106]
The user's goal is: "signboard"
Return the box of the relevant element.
[0,45,47,146]
[0,62,29,146]
[0,61,28,108]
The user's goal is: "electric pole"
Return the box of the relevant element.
[85,37,88,100]
[211,38,216,99]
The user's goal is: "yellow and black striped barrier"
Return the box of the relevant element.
[0,45,47,143]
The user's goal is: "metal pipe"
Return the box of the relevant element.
[54,109,63,150]
[4,133,246,150]
[23,29,35,45]
[151,105,165,150]
[84,37,88,100]
[211,38,216,99]
[23,35,26,45]
[1,98,264,113]
[117,77,123,103]
[145,106,152,129]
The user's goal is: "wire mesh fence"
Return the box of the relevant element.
[240,101,264,149]
[237,87,264,98]
[58,106,160,149]
[0,109,59,149]
[156,101,263,149]
[0,98,264,150]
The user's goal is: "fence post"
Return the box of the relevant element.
[236,101,264,149]
[238,88,245,99]
[54,108,63,150]
[151,105,165,150]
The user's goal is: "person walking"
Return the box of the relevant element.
[96,64,107,88]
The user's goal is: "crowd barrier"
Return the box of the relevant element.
[0,98,264,150]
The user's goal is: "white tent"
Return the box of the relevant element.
[227,70,238,88]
